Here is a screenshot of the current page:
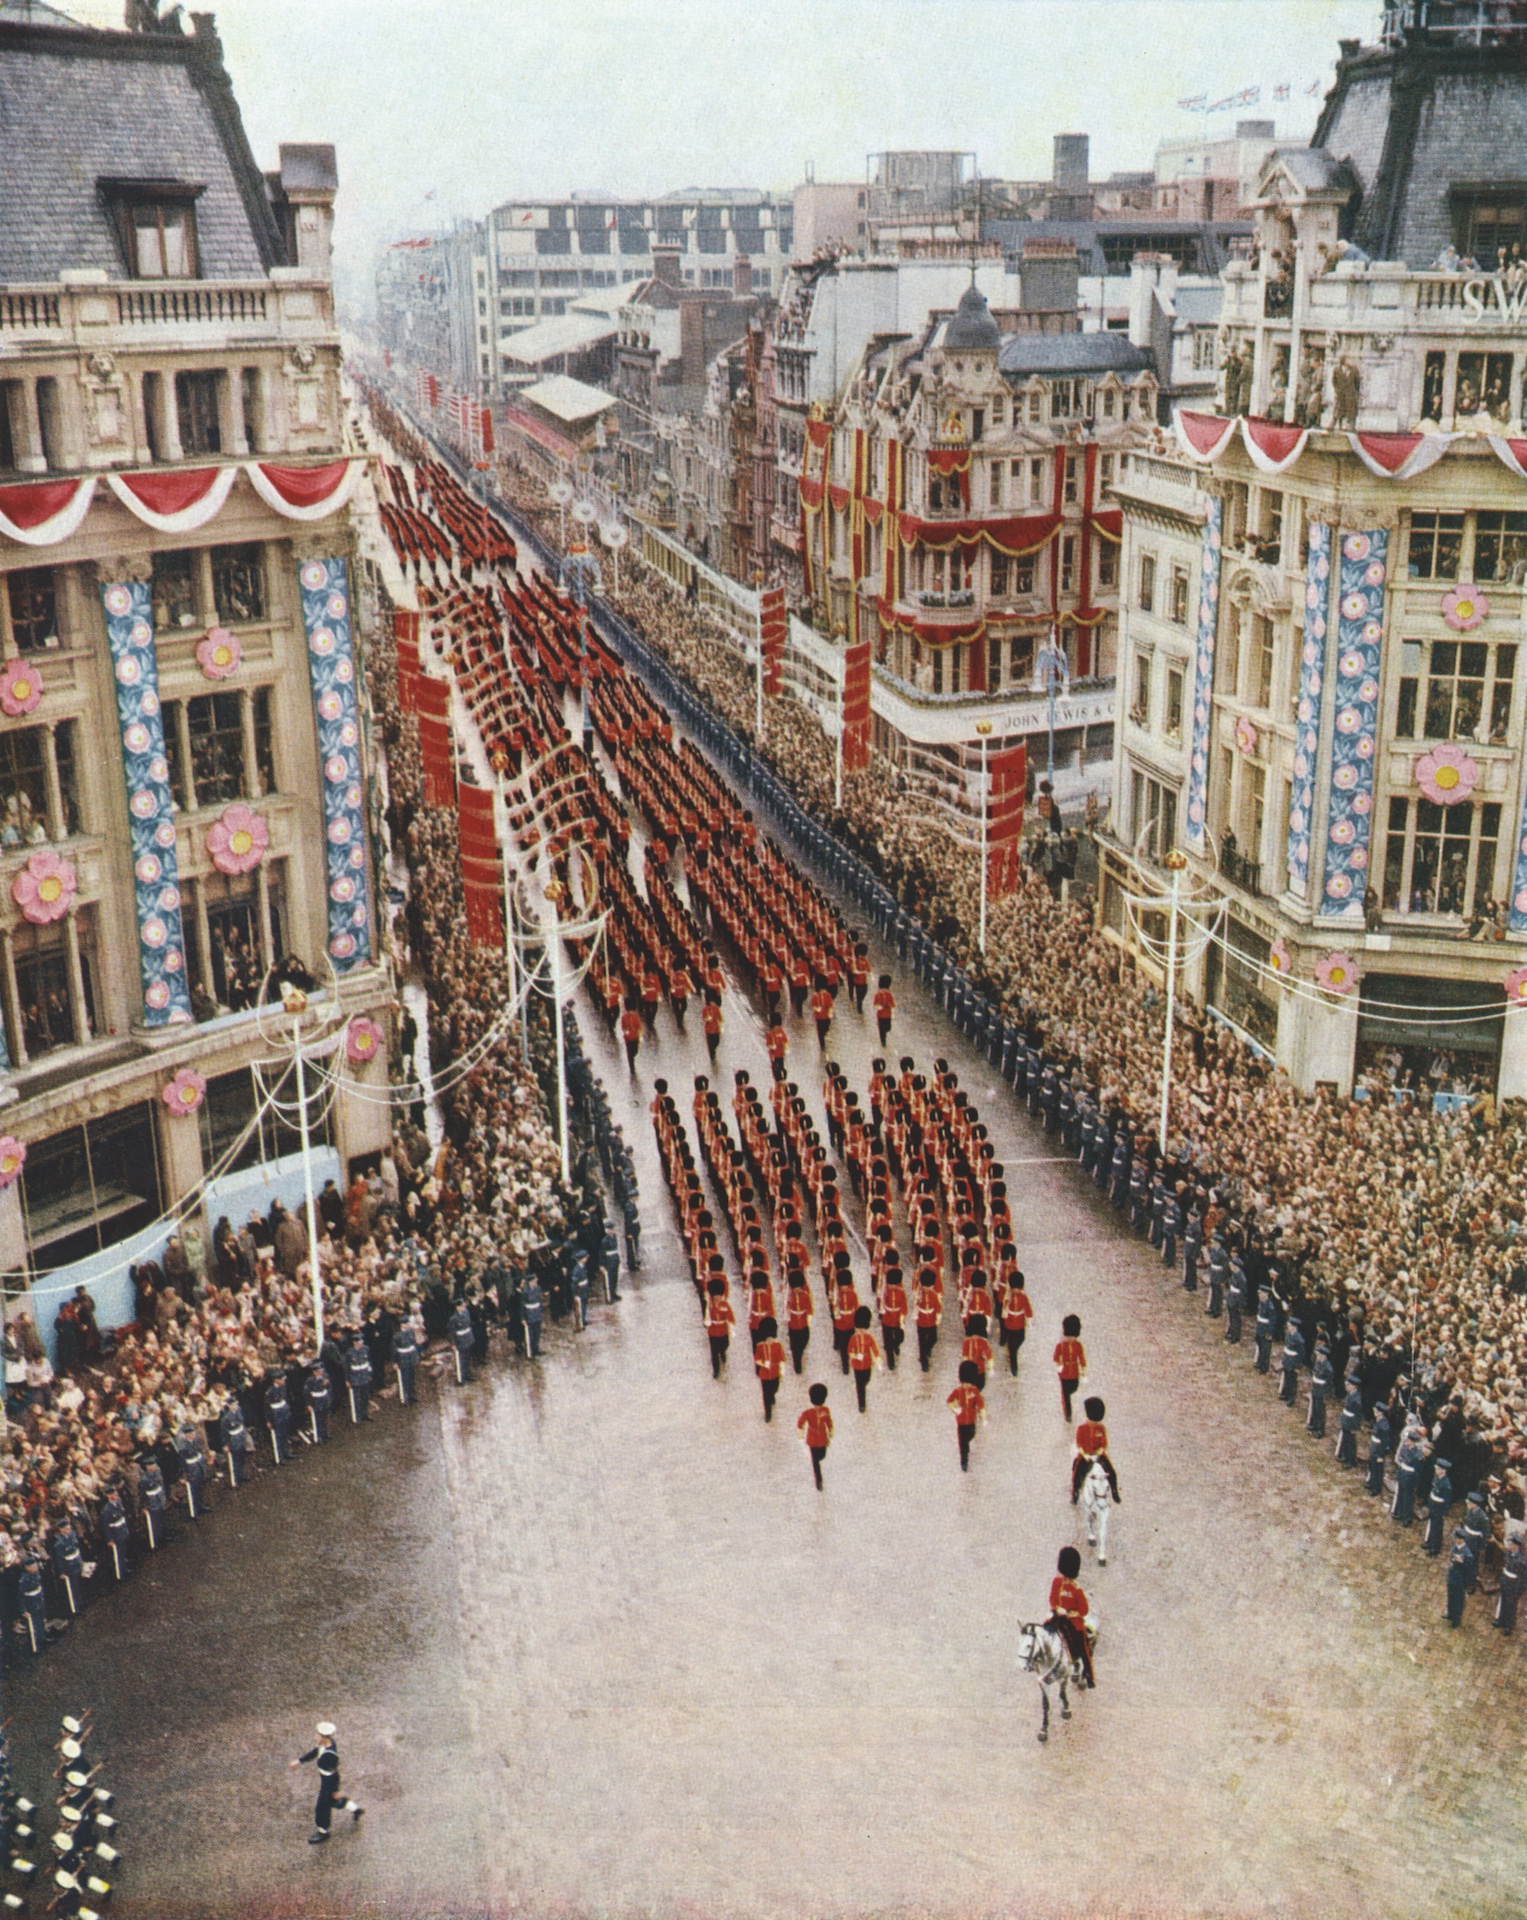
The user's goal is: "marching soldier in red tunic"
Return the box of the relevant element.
[754,1317,785,1422]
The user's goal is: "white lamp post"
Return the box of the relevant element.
[1158,847,1188,1155]
[549,477,573,549]
[974,719,994,954]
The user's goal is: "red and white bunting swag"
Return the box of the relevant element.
[106,465,237,533]
[1488,435,1527,480]
[1174,409,1238,462]
[0,460,361,547]
[1241,418,1310,475]
[1346,431,1456,482]
[0,477,96,547]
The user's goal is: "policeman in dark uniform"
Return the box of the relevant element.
[99,1489,130,1583]
[449,1296,474,1384]
[219,1397,251,1487]
[1253,1290,1276,1373]
[1391,1423,1425,1526]
[305,1360,332,1445]
[266,1371,292,1465]
[51,1522,84,1617]
[16,1553,46,1654]
[137,1453,167,1549]
[176,1422,208,1520]
[1366,1400,1392,1497]
[344,1331,373,1424]
[1446,1528,1474,1627]
[1223,1254,1245,1343]
[1335,1380,1364,1467]
[1422,1458,1454,1557]
[392,1318,421,1405]
[1306,1340,1334,1438]
[289,1721,363,1843]
[1494,1525,1526,1633]
[1277,1319,1306,1406]
[1460,1489,1492,1588]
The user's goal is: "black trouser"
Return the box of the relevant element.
[1003,1326,1025,1373]
[810,1445,826,1488]
[1049,1614,1094,1687]
[853,1368,870,1411]
[834,1327,851,1373]
[760,1376,779,1421]
[882,1324,903,1370]
[788,1326,809,1372]
[708,1333,729,1377]
[917,1325,937,1370]
[957,1422,974,1470]
[1060,1375,1078,1420]
[877,1018,891,1044]
[1072,1451,1118,1501]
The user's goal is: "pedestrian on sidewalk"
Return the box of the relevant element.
[798,1383,833,1489]
[848,1306,881,1412]
[754,1317,785,1422]
[948,1361,985,1471]
[1053,1314,1085,1422]
[290,1722,363,1844]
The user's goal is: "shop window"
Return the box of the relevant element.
[151,549,197,630]
[6,568,58,653]
[20,1102,161,1274]
[1454,352,1513,424]
[1008,633,1033,683]
[990,554,1009,598]
[211,543,266,624]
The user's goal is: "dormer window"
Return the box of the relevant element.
[99,178,204,280]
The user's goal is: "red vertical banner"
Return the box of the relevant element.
[760,585,786,696]
[987,741,1027,897]
[850,428,866,585]
[480,407,495,457]
[882,439,901,606]
[416,674,456,808]
[841,637,872,773]
[393,607,420,713]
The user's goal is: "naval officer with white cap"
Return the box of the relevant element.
[289,1722,363,1843]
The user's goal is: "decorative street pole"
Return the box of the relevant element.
[543,876,571,1187]
[1036,630,1068,786]
[1158,847,1189,1156]
[975,718,994,954]
[833,623,847,810]
[550,477,573,549]
[285,986,326,1348]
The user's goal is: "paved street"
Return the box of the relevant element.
[6,754,1527,1920]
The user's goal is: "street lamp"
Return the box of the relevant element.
[255,968,344,1348]
[1035,629,1069,787]
[549,477,574,548]
[600,518,629,599]
[974,719,994,954]
[1158,847,1189,1156]
[564,501,600,755]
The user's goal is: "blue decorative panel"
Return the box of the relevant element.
[295,556,371,970]
[98,579,193,1025]
[1319,529,1388,919]
[1182,494,1222,851]
[1285,521,1330,897]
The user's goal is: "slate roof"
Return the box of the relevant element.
[0,16,284,283]
[997,331,1155,377]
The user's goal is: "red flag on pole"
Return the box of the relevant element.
[841,638,872,773]
[987,742,1027,897]
[760,586,785,696]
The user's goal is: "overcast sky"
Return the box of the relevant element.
[84,0,1380,305]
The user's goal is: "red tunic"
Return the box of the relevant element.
[1053,1336,1086,1380]
[1075,1419,1109,1457]
[847,1329,880,1373]
[947,1382,985,1426]
[1050,1574,1089,1622]
[798,1405,834,1448]
[754,1338,785,1381]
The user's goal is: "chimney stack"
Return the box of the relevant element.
[733,253,753,299]
[652,241,683,290]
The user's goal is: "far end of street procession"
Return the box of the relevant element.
[2,0,1527,1914]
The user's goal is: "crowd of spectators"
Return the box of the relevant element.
[0,450,625,1653]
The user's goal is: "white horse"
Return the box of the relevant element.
[1081,1459,1113,1565]
[1015,1613,1098,1743]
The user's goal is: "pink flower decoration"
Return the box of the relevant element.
[1442,582,1487,632]
[1414,742,1478,807]
[1269,937,1292,975]
[0,1136,25,1189]
[1314,950,1357,996]
[161,1067,206,1117]
[1234,713,1258,754]
[1505,966,1527,1006]
[206,803,268,875]
[12,850,75,925]
[345,1015,384,1066]
[0,659,42,719]
[196,627,242,681]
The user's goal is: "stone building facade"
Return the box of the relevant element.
[0,10,391,1329]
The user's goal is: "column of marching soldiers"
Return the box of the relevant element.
[0,1711,120,1918]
